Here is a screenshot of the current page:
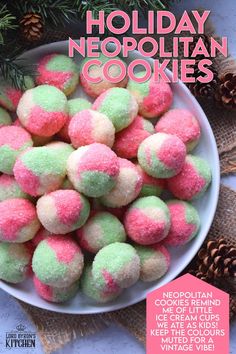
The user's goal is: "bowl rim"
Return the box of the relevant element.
[0,40,220,314]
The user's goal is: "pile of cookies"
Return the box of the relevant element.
[0,53,211,304]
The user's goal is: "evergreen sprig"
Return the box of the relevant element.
[78,0,119,20]
[11,0,77,27]
[0,4,16,44]
[77,0,176,19]
[0,55,33,89]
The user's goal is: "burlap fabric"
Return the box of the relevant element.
[12,11,236,354]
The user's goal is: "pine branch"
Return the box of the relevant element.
[114,0,166,12]
[0,4,17,44]
[12,0,77,27]
[76,0,180,19]
[0,55,33,89]
[75,0,117,21]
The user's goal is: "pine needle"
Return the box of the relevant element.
[13,0,77,27]
[0,55,33,89]
[0,4,16,44]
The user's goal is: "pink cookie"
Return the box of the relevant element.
[113,115,154,159]
[81,264,123,303]
[67,143,119,198]
[77,211,126,254]
[17,85,68,137]
[155,109,201,152]
[124,196,170,245]
[164,200,200,246]
[0,126,33,175]
[0,198,40,243]
[13,119,52,147]
[33,275,79,303]
[138,133,186,178]
[0,243,32,283]
[69,109,115,148]
[36,189,90,234]
[0,77,34,112]
[13,146,67,197]
[134,244,170,282]
[127,72,173,118]
[32,235,84,287]
[167,155,212,200]
[58,98,91,142]
[136,164,166,197]
[100,158,143,208]
[0,174,31,202]
[36,54,79,96]
[93,87,138,132]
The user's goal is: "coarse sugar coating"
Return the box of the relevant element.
[0,85,22,112]
[134,244,170,282]
[136,164,166,197]
[32,228,73,247]
[33,275,79,303]
[81,264,122,303]
[0,198,40,243]
[17,85,68,137]
[0,242,32,283]
[0,76,34,112]
[0,174,31,202]
[13,146,67,196]
[127,72,173,118]
[164,200,200,246]
[167,155,212,200]
[155,108,201,152]
[58,98,91,142]
[92,242,140,291]
[113,115,154,159]
[32,235,84,287]
[69,109,115,148]
[124,196,170,245]
[36,189,90,234]
[67,143,119,198]
[13,119,52,147]
[0,126,33,175]
[100,158,143,208]
[80,53,128,98]
[36,54,79,96]
[137,133,186,178]
[0,107,11,127]
[46,141,74,161]
[93,87,138,132]
[77,211,126,253]
[68,98,92,117]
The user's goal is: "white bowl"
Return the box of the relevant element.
[0,41,220,314]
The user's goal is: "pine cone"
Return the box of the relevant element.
[230,295,236,320]
[187,59,219,98]
[197,239,236,279]
[20,13,44,42]
[215,73,236,109]
[189,34,211,57]
[189,238,236,320]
